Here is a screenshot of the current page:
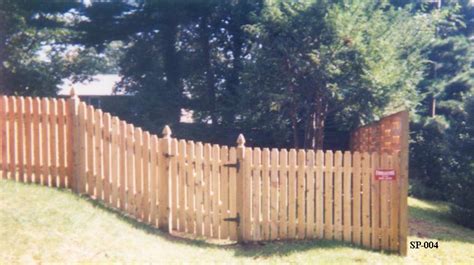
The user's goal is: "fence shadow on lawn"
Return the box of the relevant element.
[73,189,393,258]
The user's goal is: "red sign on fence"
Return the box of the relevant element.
[375,169,396,180]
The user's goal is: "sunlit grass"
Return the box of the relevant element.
[1,179,473,264]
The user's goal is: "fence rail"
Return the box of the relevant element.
[0,93,408,255]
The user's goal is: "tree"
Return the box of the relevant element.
[242,0,435,149]
[447,96,474,229]
[409,1,473,200]
[75,0,263,134]
[0,0,107,96]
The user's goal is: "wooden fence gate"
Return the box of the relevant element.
[0,92,408,255]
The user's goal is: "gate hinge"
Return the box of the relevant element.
[223,213,240,224]
[223,160,240,171]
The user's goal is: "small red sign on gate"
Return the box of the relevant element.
[375,169,396,180]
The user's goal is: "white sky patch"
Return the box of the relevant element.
[59,74,124,96]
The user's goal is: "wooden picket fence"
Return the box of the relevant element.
[0,93,409,255]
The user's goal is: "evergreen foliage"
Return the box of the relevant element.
[0,0,473,229]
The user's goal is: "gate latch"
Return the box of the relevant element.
[223,213,240,224]
[223,161,240,171]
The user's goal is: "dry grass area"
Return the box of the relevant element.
[1,179,473,264]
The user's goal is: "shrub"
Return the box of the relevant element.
[410,117,451,200]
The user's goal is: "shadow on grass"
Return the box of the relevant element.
[1,179,398,258]
[408,203,474,244]
[77,192,397,258]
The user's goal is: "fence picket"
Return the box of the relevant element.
[315,150,324,238]
[86,106,95,196]
[49,99,58,187]
[278,149,287,239]
[390,152,400,251]
[220,146,230,239]
[186,141,195,233]
[362,152,371,247]
[203,143,211,237]
[243,147,252,241]
[270,148,279,240]
[212,144,220,238]
[170,139,178,229]
[343,151,352,243]
[24,98,33,183]
[228,147,237,241]
[380,153,390,249]
[252,148,261,240]
[297,150,306,239]
[371,152,381,249]
[41,98,50,185]
[32,98,41,184]
[8,97,16,181]
[150,135,159,226]
[142,132,150,222]
[119,121,127,210]
[78,102,87,193]
[0,97,7,179]
[17,97,25,182]
[134,128,143,220]
[261,148,270,240]
[334,151,343,241]
[178,140,186,232]
[103,113,112,205]
[288,149,297,238]
[324,150,334,240]
[352,152,362,245]
[57,99,66,188]
[126,124,135,215]
[0,97,3,178]
[306,150,315,238]
[94,110,103,200]
[111,117,119,208]
[193,142,202,235]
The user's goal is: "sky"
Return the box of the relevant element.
[58,74,123,96]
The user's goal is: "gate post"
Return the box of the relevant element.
[67,88,80,193]
[399,111,409,255]
[236,134,248,242]
[158,125,172,232]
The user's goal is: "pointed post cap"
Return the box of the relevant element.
[162,125,172,138]
[69,86,78,99]
[236,133,246,147]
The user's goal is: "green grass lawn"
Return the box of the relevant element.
[1,179,473,264]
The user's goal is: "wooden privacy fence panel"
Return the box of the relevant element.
[0,94,409,255]
[350,111,409,255]
[350,112,404,154]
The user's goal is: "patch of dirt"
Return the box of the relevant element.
[410,218,457,239]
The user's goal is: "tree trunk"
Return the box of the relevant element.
[200,16,218,126]
[431,96,436,117]
[290,103,299,149]
[162,17,182,125]
[223,15,244,125]
[0,11,7,94]
[309,96,327,151]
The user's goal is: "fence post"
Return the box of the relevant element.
[67,88,80,193]
[158,125,172,232]
[399,111,409,255]
[236,134,248,242]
